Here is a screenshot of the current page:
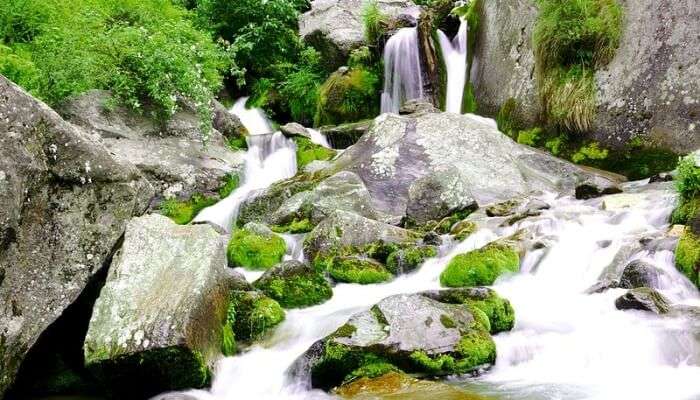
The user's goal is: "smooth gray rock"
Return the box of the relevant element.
[280,122,311,139]
[83,214,230,397]
[299,0,419,70]
[303,210,418,259]
[329,112,621,217]
[0,77,153,396]
[406,167,478,225]
[61,90,246,200]
[615,287,671,314]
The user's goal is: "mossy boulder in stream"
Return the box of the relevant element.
[254,260,333,308]
[227,223,287,270]
[228,291,285,342]
[321,256,394,284]
[82,215,231,398]
[295,136,336,170]
[421,287,516,334]
[675,228,700,288]
[440,240,521,287]
[292,292,505,391]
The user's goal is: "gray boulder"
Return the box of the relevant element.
[61,90,246,200]
[615,287,671,314]
[406,167,478,225]
[293,292,498,390]
[83,214,231,398]
[329,112,621,218]
[0,77,153,396]
[619,260,662,289]
[303,210,418,260]
[299,0,419,70]
[319,119,372,149]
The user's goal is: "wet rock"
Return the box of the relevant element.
[575,183,623,200]
[385,246,438,275]
[83,214,231,398]
[293,292,500,390]
[406,167,478,225]
[254,260,333,308]
[320,120,372,149]
[615,288,671,314]
[420,287,516,334]
[228,290,285,342]
[227,269,253,292]
[61,90,245,201]
[584,279,619,294]
[649,173,674,183]
[619,260,662,289]
[0,77,153,396]
[334,371,478,399]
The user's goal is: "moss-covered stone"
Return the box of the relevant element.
[450,220,477,241]
[343,362,400,385]
[295,137,336,170]
[160,193,218,225]
[227,224,287,270]
[271,217,315,234]
[228,291,285,342]
[386,246,438,275]
[421,288,516,335]
[314,67,380,127]
[408,328,495,374]
[254,261,333,308]
[440,241,520,287]
[323,256,393,284]
[676,228,700,288]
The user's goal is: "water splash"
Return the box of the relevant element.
[437,19,468,113]
[381,27,424,114]
[307,128,332,149]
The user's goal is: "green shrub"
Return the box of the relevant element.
[362,0,389,46]
[676,155,700,201]
[440,242,520,287]
[315,67,380,127]
[533,0,623,132]
[277,48,325,125]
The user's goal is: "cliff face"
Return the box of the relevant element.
[471,0,700,153]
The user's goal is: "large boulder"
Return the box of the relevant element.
[471,0,700,153]
[292,291,503,391]
[83,214,232,398]
[0,77,153,396]
[299,0,419,70]
[329,112,620,218]
[61,90,246,201]
[615,287,671,314]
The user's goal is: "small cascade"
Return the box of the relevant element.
[193,98,297,231]
[437,19,468,113]
[306,128,332,149]
[380,27,424,114]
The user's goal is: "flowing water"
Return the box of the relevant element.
[437,20,469,114]
[381,27,425,114]
[183,169,700,399]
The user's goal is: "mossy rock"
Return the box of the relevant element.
[314,67,380,127]
[295,137,336,171]
[321,256,393,284]
[160,193,218,225]
[228,291,285,342]
[254,260,333,308]
[440,241,520,287]
[386,246,438,275]
[422,287,516,334]
[450,220,478,241]
[227,223,286,270]
[676,228,700,288]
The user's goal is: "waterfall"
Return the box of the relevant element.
[307,128,332,149]
[380,27,424,114]
[193,98,297,231]
[182,178,700,400]
[437,19,468,113]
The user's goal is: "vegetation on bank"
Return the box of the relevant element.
[673,155,700,288]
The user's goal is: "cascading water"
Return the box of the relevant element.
[437,19,468,113]
[380,27,425,114]
[193,98,298,231]
[182,176,699,400]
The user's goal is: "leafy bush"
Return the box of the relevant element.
[533,0,623,132]
[676,155,700,200]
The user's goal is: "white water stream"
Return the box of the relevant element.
[437,19,469,114]
[184,171,700,399]
[381,27,425,114]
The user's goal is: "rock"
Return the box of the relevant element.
[619,260,662,289]
[329,112,621,218]
[675,228,700,288]
[212,100,247,138]
[584,279,619,294]
[299,0,419,70]
[440,240,521,288]
[83,214,231,398]
[253,260,333,308]
[406,167,478,225]
[399,99,440,115]
[320,120,372,149]
[386,246,437,275]
[228,291,285,342]
[649,172,674,183]
[322,256,394,284]
[280,122,311,139]
[472,0,700,154]
[0,77,153,396]
[61,90,246,200]
[615,288,671,314]
[450,220,478,241]
[227,269,254,292]
[227,223,287,270]
[420,287,516,334]
[303,210,418,260]
[293,292,499,390]
[334,371,479,399]
[269,171,383,231]
[575,182,623,200]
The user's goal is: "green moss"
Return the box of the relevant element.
[464,296,515,334]
[227,228,286,270]
[468,306,491,333]
[450,220,477,241]
[314,67,380,127]
[331,323,358,339]
[676,229,700,288]
[517,127,543,146]
[227,136,248,150]
[343,362,399,384]
[440,242,520,287]
[228,291,285,342]
[496,98,521,138]
[218,174,240,198]
[572,141,609,163]
[295,136,336,170]
[672,197,700,225]
[386,246,438,274]
[221,324,236,356]
[271,218,315,234]
[254,269,332,309]
[160,193,218,225]
[440,314,456,329]
[454,329,497,368]
[533,0,623,132]
[326,256,393,284]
